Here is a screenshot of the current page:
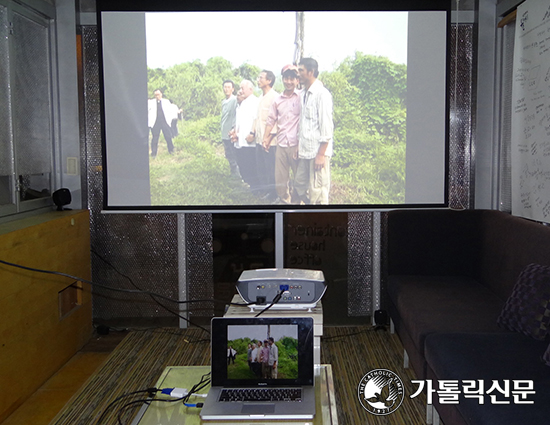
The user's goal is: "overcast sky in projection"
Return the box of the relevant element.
[227,325,297,342]
[145,11,408,73]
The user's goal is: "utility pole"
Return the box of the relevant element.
[294,12,305,65]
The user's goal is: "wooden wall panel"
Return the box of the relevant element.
[0,210,92,423]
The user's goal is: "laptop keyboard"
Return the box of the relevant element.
[219,388,302,402]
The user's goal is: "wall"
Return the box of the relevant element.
[56,0,83,209]
[0,210,92,422]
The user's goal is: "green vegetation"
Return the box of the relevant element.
[148,53,406,205]
[227,337,298,380]
[149,116,263,206]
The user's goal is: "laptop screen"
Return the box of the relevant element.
[210,317,314,387]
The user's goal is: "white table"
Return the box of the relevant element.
[131,365,338,425]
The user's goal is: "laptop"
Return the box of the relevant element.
[200,316,316,420]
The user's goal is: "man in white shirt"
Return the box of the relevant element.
[231,80,259,189]
[268,337,278,379]
[296,58,334,204]
[253,70,278,200]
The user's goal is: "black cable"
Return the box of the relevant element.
[95,325,210,343]
[91,251,257,334]
[103,391,187,424]
[182,371,211,404]
[115,393,203,424]
[94,388,158,425]
[321,326,382,342]
[112,372,212,423]
[92,249,252,306]
[93,249,185,310]
[254,291,283,317]
[0,256,213,333]
[0,257,182,303]
[116,399,154,425]
[2,256,219,423]
[114,393,200,424]
[0,258,253,308]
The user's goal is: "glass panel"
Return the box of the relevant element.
[12,11,52,190]
[213,213,275,316]
[0,4,14,206]
[499,22,515,213]
[19,173,51,201]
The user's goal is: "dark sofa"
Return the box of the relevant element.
[386,209,550,425]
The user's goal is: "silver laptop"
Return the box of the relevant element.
[200,316,316,420]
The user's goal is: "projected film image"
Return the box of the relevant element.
[100,7,447,209]
[226,324,298,380]
[145,11,410,206]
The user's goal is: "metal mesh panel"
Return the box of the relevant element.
[185,213,214,318]
[448,24,474,209]
[379,211,389,310]
[498,23,515,213]
[0,5,13,179]
[82,27,177,321]
[81,27,99,208]
[81,27,101,211]
[12,12,52,176]
[82,27,214,321]
[90,213,179,320]
[347,212,373,316]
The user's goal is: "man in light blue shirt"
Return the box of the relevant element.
[296,58,334,204]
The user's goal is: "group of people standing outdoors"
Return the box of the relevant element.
[227,338,279,379]
[221,58,334,205]
[247,337,279,379]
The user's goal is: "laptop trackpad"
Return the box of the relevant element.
[241,403,275,414]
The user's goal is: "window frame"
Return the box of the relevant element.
[0,0,57,219]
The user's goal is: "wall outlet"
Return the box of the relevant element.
[67,157,78,176]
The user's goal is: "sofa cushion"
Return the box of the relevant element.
[544,344,550,367]
[497,263,550,340]
[478,211,550,300]
[387,275,505,357]
[425,332,550,425]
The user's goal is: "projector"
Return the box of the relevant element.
[236,268,326,310]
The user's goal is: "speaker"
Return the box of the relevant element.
[374,309,389,326]
[52,188,71,211]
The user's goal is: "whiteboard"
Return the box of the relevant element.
[511,0,550,223]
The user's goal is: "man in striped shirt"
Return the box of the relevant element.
[296,58,334,204]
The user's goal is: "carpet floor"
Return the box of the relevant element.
[48,326,428,425]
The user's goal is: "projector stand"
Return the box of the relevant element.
[246,302,318,312]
